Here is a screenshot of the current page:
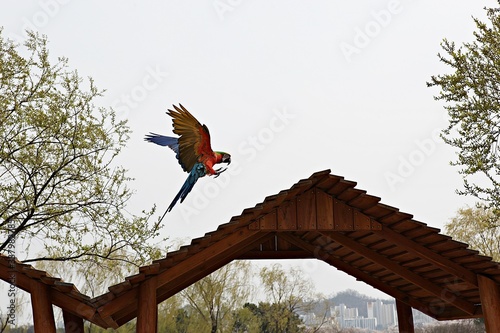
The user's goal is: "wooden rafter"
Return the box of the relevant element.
[278,233,437,314]
[319,231,477,316]
[374,226,478,286]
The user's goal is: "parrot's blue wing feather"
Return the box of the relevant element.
[145,133,194,171]
[158,163,206,220]
[144,133,180,154]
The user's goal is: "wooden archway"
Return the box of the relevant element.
[2,170,500,332]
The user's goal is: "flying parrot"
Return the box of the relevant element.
[145,104,231,219]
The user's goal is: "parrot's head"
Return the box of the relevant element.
[217,152,231,165]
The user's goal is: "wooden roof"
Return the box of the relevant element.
[2,169,500,329]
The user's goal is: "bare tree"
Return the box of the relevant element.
[180,261,253,333]
[260,263,324,333]
[414,319,485,333]
[0,32,169,332]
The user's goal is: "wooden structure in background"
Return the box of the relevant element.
[1,170,500,332]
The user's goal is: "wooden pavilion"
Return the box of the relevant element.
[1,169,500,333]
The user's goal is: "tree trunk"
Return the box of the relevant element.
[210,313,217,333]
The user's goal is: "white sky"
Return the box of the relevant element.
[1,0,497,305]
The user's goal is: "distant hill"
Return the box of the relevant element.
[329,289,394,318]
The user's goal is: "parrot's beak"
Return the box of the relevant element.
[222,153,231,165]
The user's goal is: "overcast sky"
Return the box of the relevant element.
[1,0,497,303]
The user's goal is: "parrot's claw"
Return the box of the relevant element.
[214,167,227,178]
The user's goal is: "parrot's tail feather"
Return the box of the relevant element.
[158,208,169,224]
[163,163,206,213]
[167,187,184,213]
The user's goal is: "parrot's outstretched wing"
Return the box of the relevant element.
[158,162,206,221]
[167,104,214,172]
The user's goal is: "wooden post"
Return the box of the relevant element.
[63,310,84,333]
[30,281,56,333]
[396,299,414,333]
[137,276,158,333]
[478,274,500,333]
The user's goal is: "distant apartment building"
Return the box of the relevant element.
[332,300,435,331]
[368,300,397,328]
[333,304,378,330]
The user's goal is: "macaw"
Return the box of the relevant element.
[145,104,231,219]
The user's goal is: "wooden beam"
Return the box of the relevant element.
[99,228,268,326]
[31,281,56,333]
[396,299,414,333]
[316,188,334,229]
[137,276,157,333]
[154,228,264,290]
[297,188,317,230]
[63,310,84,333]
[434,307,482,320]
[320,231,476,315]
[277,197,297,230]
[0,266,33,294]
[375,226,478,286]
[478,274,500,333]
[252,189,381,231]
[96,288,138,324]
[154,231,272,303]
[50,290,102,326]
[114,255,236,327]
[0,260,106,328]
[238,250,312,259]
[114,233,273,327]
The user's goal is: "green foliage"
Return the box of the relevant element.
[445,205,500,261]
[232,304,261,333]
[157,295,190,333]
[75,320,137,333]
[0,29,166,293]
[259,264,319,333]
[428,4,500,217]
[178,261,253,333]
[173,308,190,333]
[260,263,315,310]
[256,301,305,333]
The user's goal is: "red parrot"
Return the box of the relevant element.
[145,104,231,219]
